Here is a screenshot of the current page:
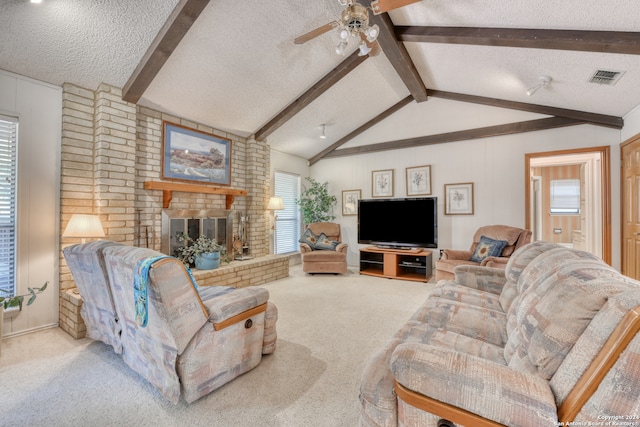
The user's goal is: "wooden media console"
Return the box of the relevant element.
[359,247,433,282]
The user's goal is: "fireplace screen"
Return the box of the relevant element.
[161,209,234,257]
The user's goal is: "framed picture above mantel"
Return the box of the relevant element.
[162,121,232,186]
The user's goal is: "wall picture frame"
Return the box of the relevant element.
[445,182,474,215]
[372,169,394,198]
[162,121,232,185]
[406,165,432,196]
[342,189,361,216]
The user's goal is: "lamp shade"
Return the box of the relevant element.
[63,214,105,238]
[267,196,284,210]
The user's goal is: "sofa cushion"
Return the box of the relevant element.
[314,233,339,251]
[505,256,622,380]
[298,228,320,249]
[470,235,508,263]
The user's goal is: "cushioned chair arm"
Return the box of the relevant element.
[441,249,473,260]
[453,265,507,294]
[391,343,558,427]
[482,256,510,268]
[336,243,348,253]
[200,287,270,330]
[299,243,313,253]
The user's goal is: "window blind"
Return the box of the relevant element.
[550,179,581,214]
[274,171,300,254]
[0,115,17,296]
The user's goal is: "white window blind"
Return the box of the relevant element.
[0,115,17,296]
[274,171,300,254]
[550,179,581,214]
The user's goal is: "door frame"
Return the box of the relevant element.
[525,146,611,265]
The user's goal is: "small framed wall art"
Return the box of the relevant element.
[342,189,361,216]
[372,169,394,198]
[445,182,474,215]
[406,165,432,196]
[162,121,232,185]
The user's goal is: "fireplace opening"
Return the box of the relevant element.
[161,209,234,257]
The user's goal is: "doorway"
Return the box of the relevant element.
[525,146,611,265]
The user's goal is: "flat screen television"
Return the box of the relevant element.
[358,197,438,249]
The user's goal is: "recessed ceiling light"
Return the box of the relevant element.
[31,0,43,3]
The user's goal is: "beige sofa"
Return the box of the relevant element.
[299,222,348,274]
[435,224,532,281]
[360,241,640,426]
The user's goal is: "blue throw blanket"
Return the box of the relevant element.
[134,256,199,327]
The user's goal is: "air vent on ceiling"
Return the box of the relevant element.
[589,69,625,85]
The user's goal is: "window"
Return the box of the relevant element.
[550,179,580,214]
[0,115,17,296]
[273,171,300,254]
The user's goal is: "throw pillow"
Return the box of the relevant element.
[314,233,340,251]
[470,235,508,263]
[299,228,319,249]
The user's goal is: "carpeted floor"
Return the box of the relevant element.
[0,265,434,427]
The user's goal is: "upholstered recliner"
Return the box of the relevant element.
[435,224,531,282]
[64,242,278,404]
[299,222,348,274]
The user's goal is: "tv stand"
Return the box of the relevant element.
[359,247,432,282]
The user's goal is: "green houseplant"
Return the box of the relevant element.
[1,281,48,355]
[295,177,338,226]
[174,233,228,270]
[1,281,48,311]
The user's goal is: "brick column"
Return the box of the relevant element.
[94,84,137,244]
[246,137,270,257]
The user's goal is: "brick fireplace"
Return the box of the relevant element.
[59,83,286,339]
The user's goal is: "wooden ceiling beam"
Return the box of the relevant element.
[395,26,640,55]
[308,95,414,165]
[122,0,210,104]
[254,50,368,142]
[361,0,428,102]
[323,117,584,159]
[428,90,623,129]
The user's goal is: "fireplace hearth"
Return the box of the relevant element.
[161,209,234,257]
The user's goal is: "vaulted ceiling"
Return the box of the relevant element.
[2,0,640,163]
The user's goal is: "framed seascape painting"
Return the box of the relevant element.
[342,189,361,216]
[162,121,232,185]
[372,169,394,198]
[406,165,432,196]
[445,182,474,215]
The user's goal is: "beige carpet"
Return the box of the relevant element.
[0,265,434,427]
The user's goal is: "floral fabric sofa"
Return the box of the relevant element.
[64,241,278,404]
[360,241,640,426]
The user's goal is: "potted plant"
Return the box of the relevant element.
[174,233,228,270]
[1,281,48,355]
[295,177,338,226]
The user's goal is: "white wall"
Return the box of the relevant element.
[0,70,61,336]
[622,104,640,142]
[309,124,622,269]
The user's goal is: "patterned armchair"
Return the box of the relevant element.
[435,224,531,281]
[299,222,348,274]
[64,242,278,404]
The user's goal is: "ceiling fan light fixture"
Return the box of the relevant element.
[358,41,371,56]
[336,41,348,55]
[527,75,552,96]
[365,24,379,42]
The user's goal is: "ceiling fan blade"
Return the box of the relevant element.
[294,21,340,45]
[371,0,421,15]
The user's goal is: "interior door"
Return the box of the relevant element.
[621,135,640,280]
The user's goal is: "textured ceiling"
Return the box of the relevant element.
[2,0,640,160]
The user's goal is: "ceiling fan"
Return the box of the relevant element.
[294,0,421,56]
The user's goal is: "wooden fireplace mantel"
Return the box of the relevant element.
[144,181,248,209]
